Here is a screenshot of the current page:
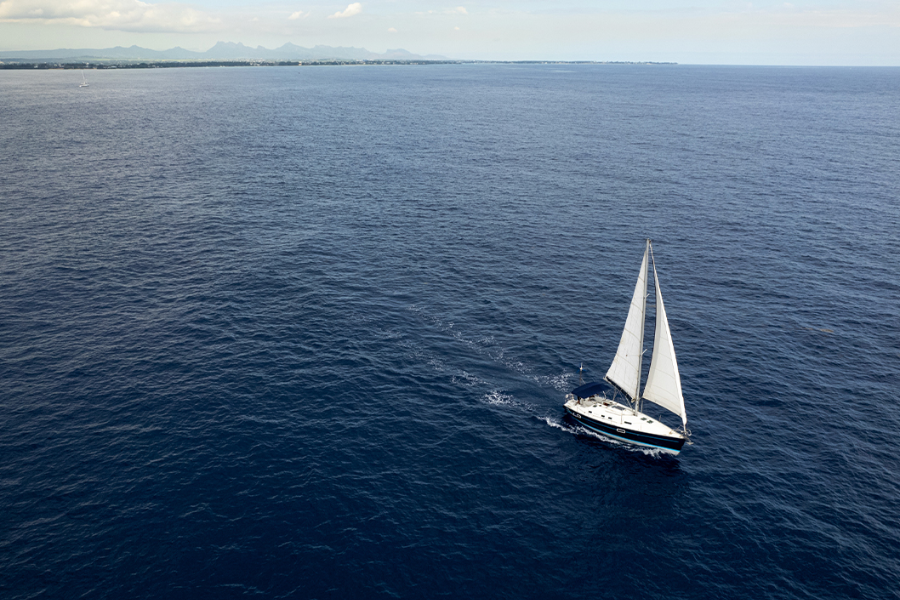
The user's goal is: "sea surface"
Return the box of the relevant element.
[1,64,899,599]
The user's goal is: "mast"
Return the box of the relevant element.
[637,240,649,410]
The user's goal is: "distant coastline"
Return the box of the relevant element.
[0,59,677,70]
[0,41,446,62]
[0,42,675,69]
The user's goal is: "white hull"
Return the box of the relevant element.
[564,392,685,453]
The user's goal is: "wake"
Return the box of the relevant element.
[407,304,578,393]
[540,413,666,457]
[402,303,667,457]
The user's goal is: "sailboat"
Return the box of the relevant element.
[564,240,691,453]
[79,71,88,87]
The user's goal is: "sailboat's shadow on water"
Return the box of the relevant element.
[560,428,689,590]
[575,430,688,520]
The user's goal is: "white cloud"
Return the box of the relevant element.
[288,10,305,20]
[328,2,361,19]
[0,0,223,32]
[419,7,466,17]
[387,26,397,32]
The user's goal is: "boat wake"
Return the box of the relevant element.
[407,304,577,392]
[364,302,677,458]
[480,392,665,456]
[540,415,667,457]
[481,390,521,407]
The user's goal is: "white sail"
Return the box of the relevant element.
[642,257,687,427]
[605,241,649,400]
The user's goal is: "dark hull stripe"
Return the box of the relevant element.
[565,407,685,452]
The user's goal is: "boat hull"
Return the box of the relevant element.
[565,405,685,453]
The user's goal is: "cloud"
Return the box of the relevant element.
[0,0,223,32]
[328,2,361,19]
[288,10,305,20]
[387,26,396,32]
[417,7,466,16]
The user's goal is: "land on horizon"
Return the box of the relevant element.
[0,41,679,69]
[0,41,447,63]
[0,60,677,71]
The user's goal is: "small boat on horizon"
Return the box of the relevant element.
[79,71,88,87]
[564,240,691,454]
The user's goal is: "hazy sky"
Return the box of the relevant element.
[0,0,897,64]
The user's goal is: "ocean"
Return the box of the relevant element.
[1,64,898,599]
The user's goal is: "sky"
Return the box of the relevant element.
[0,0,898,65]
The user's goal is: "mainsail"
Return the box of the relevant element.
[642,255,687,426]
[605,241,649,400]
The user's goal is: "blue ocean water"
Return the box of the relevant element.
[1,64,899,599]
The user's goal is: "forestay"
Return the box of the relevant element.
[605,241,649,400]
[642,259,687,426]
